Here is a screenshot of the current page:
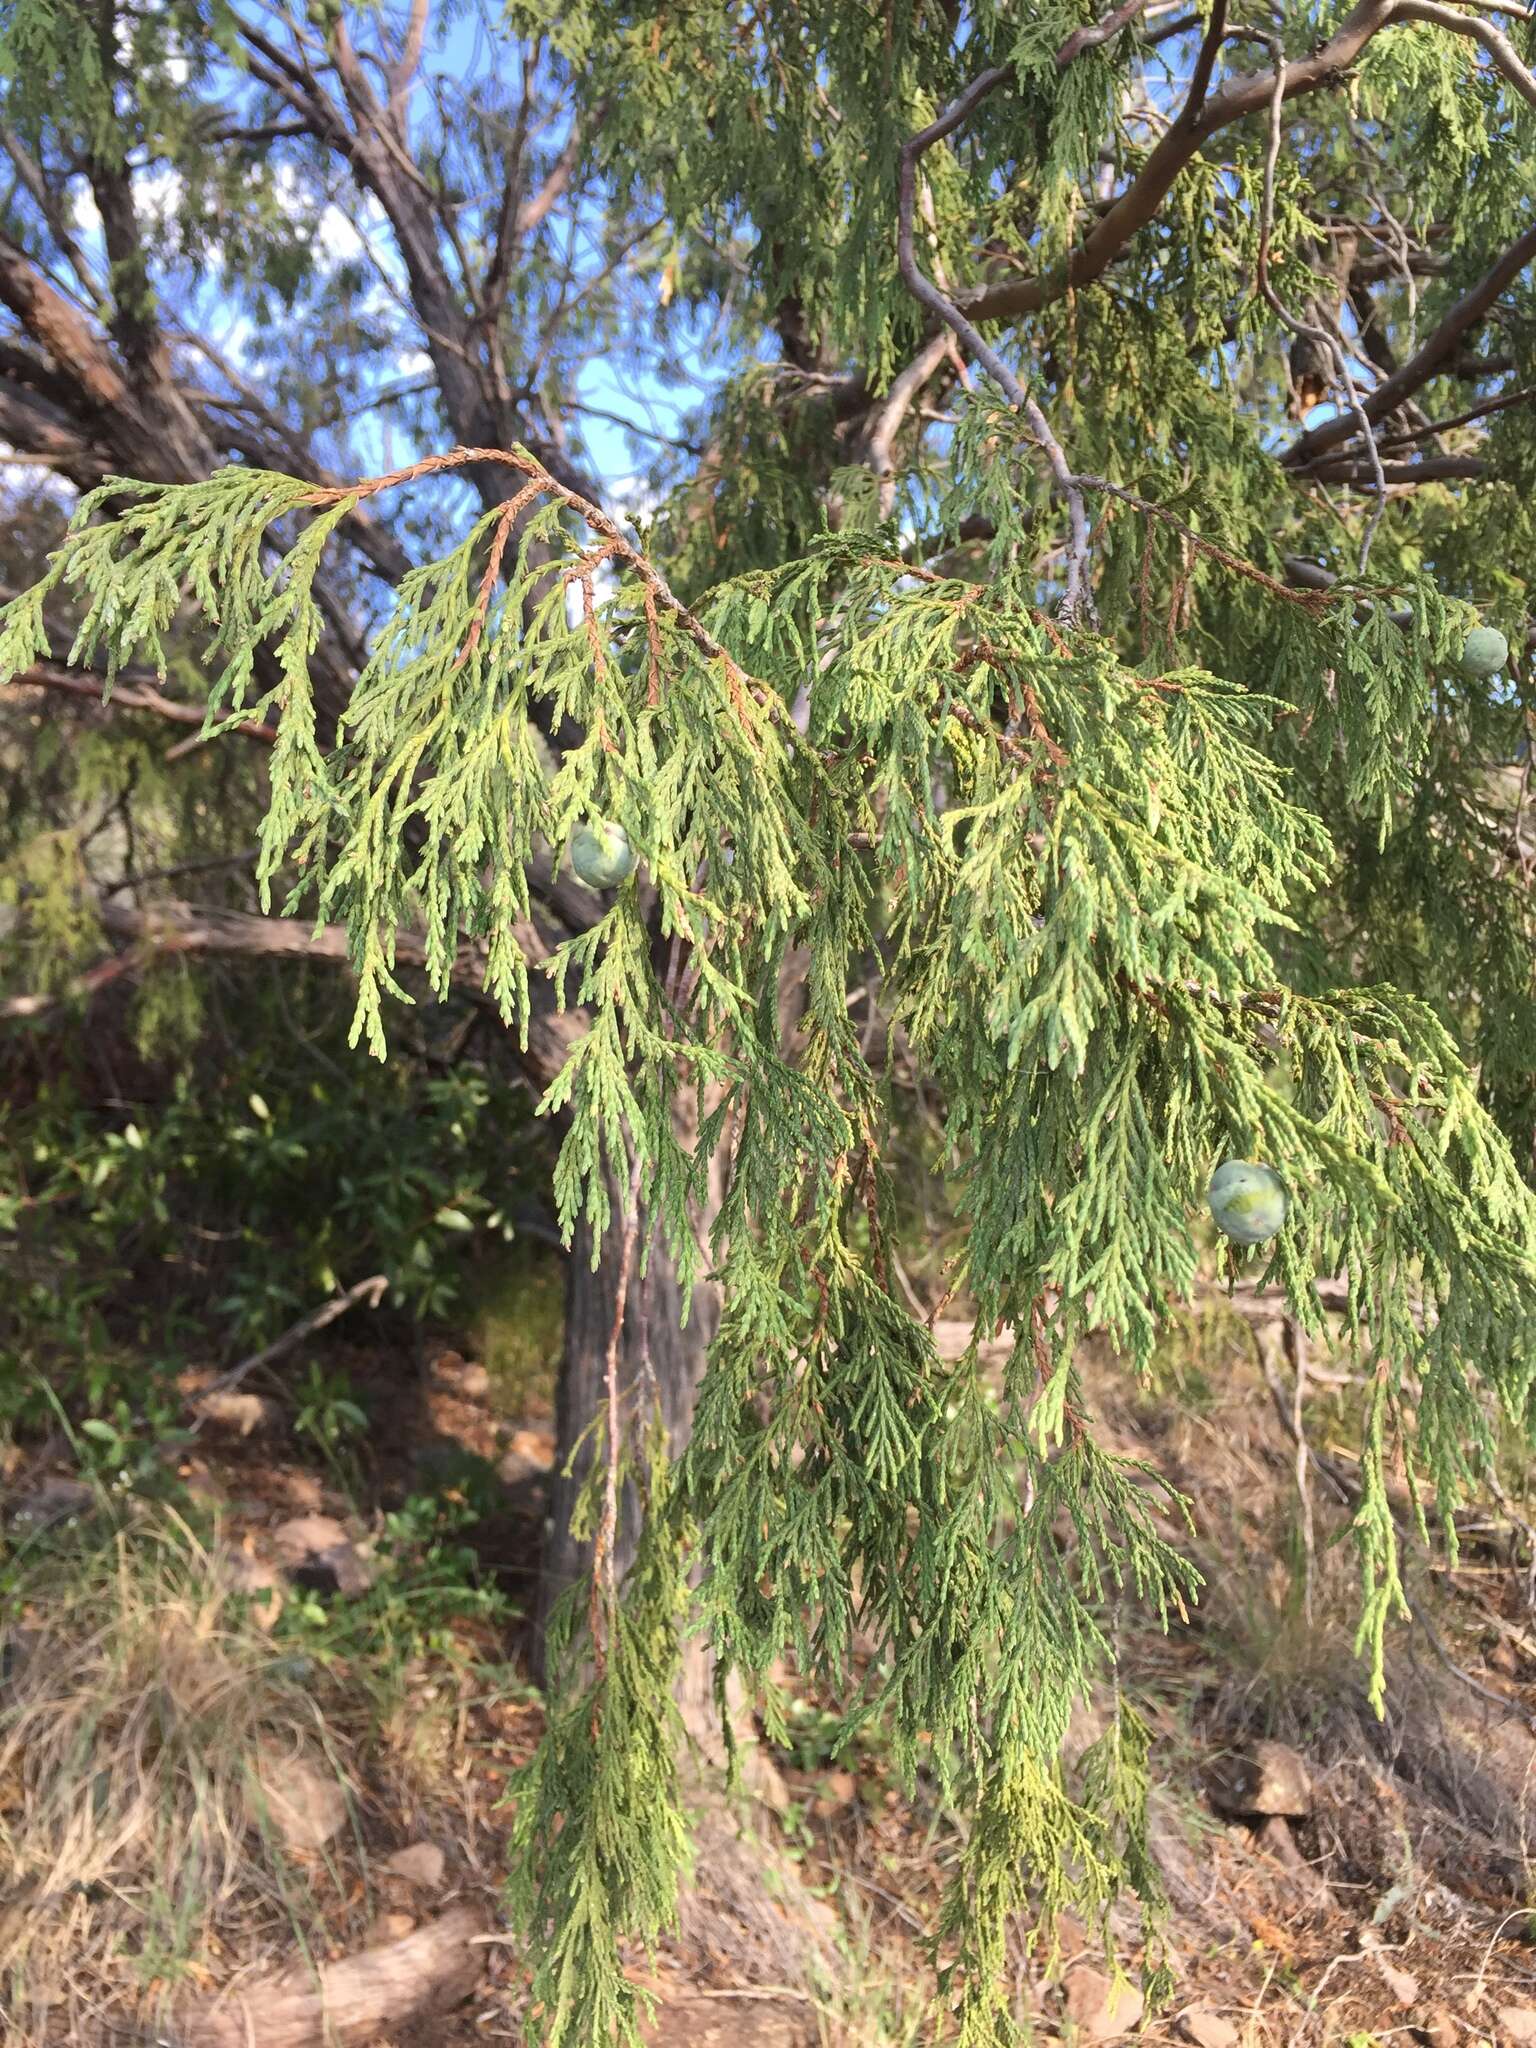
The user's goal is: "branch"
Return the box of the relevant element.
[1253,32,1386,569]
[0,378,110,487]
[1371,382,1536,450]
[5,894,586,1092]
[299,445,822,756]
[1282,216,1536,468]
[1282,554,1413,626]
[387,0,432,122]
[196,1274,390,1399]
[1395,0,1536,108]
[0,126,106,314]
[1297,454,1486,483]
[961,0,1398,327]
[517,113,594,239]
[863,331,952,511]
[1208,1274,1424,1330]
[1055,0,1150,69]
[8,662,278,746]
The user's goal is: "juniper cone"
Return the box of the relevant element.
[1461,627,1510,679]
[569,821,636,890]
[1206,1161,1289,1247]
[4,4,1536,2046]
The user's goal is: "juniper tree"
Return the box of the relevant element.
[5,2,1536,2045]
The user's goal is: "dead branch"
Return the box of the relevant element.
[195,1275,391,1401]
[168,1902,489,2048]
[3,894,585,1092]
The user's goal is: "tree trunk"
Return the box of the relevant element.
[534,1164,720,1668]
[534,954,811,1671]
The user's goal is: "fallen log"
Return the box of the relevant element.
[167,1901,489,2048]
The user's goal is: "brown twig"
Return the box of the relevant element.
[300,446,795,755]
[9,662,278,747]
[1080,477,1333,607]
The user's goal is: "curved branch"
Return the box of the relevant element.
[863,331,952,511]
[1395,0,1536,108]
[961,0,1397,327]
[1055,0,1150,69]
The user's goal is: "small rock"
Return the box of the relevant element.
[270,1515,374,1596]
[369,1911,417,1944]
[428,1351,491,1398]
[1064,1964,1144,2043]
[383,1841,446,1890]
[193,1390,275,1436]
[246,1744,348,1851]
[507,1426,554,1468]
[1499,2010,1536,2045]
[497,1428,556,1491]
[1179,2011,1240,2048]
[1209,1739,1312,1819]
[1417,2007,1459,2048]
[496,1447,547,1490]
[641,1999,804,2047]
[270,1513,350,1559]
[1375,1959,1419,2007]
[1054,1913,1089,1960]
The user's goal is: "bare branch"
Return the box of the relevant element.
[1372,382,1536,449]
[8,663,279,747]
[863,332,951,513]
[387,0,432,122]
[1056,0,1150,69]
[961,0,1398,327]
[1395,0,1536,107]
[5,893,585,1090]
[0,127,107,314]
[517,113,594,239]
[197,1275,390,1398]
[1281,217,1536,467]
[1298,454,1486,483]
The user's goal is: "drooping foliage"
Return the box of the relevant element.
[5,426,1535,2037]
[4,1,1536,2044]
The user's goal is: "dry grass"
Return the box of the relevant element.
[0,1495,365,2041]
